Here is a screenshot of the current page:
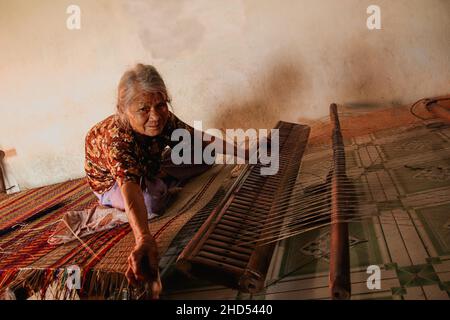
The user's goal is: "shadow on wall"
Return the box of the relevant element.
[213,58,306,130]
[335,25,450,112]
[337,38,397,111]
[440,0,450,14]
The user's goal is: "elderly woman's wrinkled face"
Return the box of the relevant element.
[125,92,169,137]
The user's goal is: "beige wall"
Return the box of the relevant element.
[1,0,449,190]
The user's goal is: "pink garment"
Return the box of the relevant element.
[47,153,213,245]
[94,178,168,218]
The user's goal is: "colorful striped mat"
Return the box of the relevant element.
[0,165,234,299]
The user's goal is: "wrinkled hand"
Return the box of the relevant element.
[126,235,162,299]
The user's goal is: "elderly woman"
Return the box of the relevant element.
[84,64,248,298]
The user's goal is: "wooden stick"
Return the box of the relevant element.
[329,104,351,300]
[0,150,6,193]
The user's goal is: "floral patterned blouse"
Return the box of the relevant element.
[85,113,193,194]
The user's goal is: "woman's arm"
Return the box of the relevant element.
[170,114,252,161]
[120,181,162,298]
[120,181,151,241]
[207,133,252,160]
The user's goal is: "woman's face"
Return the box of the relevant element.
[125,91,169,137]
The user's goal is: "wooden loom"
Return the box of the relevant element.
[175,104,354,299]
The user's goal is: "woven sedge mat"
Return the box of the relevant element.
[0,179,90,235]
[0,179,97,270]
[0,178,99,290]
[0,164,234,297]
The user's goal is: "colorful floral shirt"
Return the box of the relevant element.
[85,113,193,194]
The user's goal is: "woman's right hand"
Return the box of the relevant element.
[125,234,162,299]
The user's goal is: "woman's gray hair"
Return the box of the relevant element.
[116,64,170,127]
